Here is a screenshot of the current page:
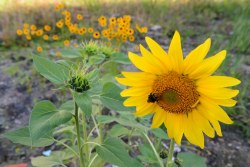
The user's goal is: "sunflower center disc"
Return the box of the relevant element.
[149,71,199,114]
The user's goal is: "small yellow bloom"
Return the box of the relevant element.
[102,29,108,37]
[23,29,30,35]
[16,29,23,36]
[37,46,43,52]
[141,27,148,33]
[78,27,86,35]
[64,40,70,46]
[129,36,135,42]
[52,35,59,40]
[98,15,107,27]
[123,15,131,22]
[30,25,37,31]
[26,35,32,40]
[93,31,100,39]
[88,27,94,33]
[55,51,61,57]
[36,29,44,36]
[43,34,49,40]
[31,31,36,36]
[109,17,116,25]
[56,20,64,28]
[73,43,78,48]
[44,25,51,31]
[76,14,83,20]
[23,23,29,29]
[127,28,134,35]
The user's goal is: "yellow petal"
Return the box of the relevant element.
[120,86,152,97]
[198,87,239,99]
[172,114,184,145]
[183,38,211,74]
[151,107,166,128]
[196,76,241,88]
[210,119,222,136]
[196,103,223,137]
[121,72,156,80]
[168,31,184,73]
[164,113,174,138]
[140,44,167,73]
[116,77,154,87]
[188,50,226,79]
[203,95,237,107]
[192,109,215,138]
[135,103,155,117]
[145,37,172,71]
[213,98,237,107]
[128,52,162,74]
[184,113,204,148]
[199,97,233,124]
[124,96,147,106]
[202,98,233,124]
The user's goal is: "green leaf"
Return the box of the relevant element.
[138,144,158,163]
[56,60,77,69]
[96,137,143,167]
[31,149,75,167]
[176,152,207,167]
[29,101,72,143]
[60,48,82,58]
[3,127,53,147]
[96,115,116,124]
[100,82,133,111]
[33,55,69,84]
[74,92,92,117]
[96,115,147,131]
[110,53,131,64]
[151,128,168,139]
[89,53,106,65]
[109,124,130,137]
[59,100,74,114]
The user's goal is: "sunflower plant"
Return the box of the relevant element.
[3,31,240,167]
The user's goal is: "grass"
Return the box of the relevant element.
[0,0,249,137]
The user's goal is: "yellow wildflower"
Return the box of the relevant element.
[116,31,240,148]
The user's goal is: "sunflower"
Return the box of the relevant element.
[116,31,240,148]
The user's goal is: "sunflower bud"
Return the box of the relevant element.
[68,76,90,93]
[159,149,168,159]
[68,65,90,93]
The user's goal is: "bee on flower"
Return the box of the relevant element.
[116,31,240,148]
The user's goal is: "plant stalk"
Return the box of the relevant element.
[82,112,89,163]
[166,139,175,167]
[75,102,85,167]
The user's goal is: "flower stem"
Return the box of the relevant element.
[143,132,164,167]
[82,112,89,163]
[166,139,175,167]
[75,102,84,167]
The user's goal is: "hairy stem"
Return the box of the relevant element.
[75,102,84,167]
[166,139,175,167]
